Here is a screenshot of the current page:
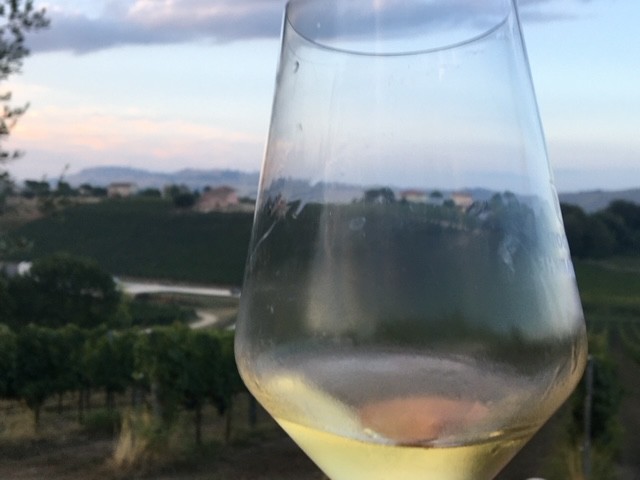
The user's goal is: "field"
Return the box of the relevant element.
[4,198,253,285]
[1,198,639,479]
[574,259,640,478]
[0,258,636,480]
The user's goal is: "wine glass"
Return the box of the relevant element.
[235,0,587,479]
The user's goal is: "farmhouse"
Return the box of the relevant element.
[107,182,137,198]
[451,191,473,209]
[400,189,427,203]
[195,186,239,212]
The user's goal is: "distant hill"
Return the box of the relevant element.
[66,166,261,198]
[65,166,639,213]
[558,188,640,213]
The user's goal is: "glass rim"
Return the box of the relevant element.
[284,0,517,57]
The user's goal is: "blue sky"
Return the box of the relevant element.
[4,0,639,192]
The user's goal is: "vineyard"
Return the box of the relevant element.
[0,261,634,479]
[0,196,638,479]
[573,259,640,478]
[3,197,254,285]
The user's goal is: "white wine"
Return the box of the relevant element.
[242,348,585,480]
[277,417,531,480]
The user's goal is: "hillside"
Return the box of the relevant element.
[61,166,640,213]
[5,198,253,285]
[65,166,261,198]
[559,188,640,213]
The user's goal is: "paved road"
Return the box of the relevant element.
[191,310,219,329]
[117,279,237,298]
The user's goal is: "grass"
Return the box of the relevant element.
[575,260,640,298]
[0,390,286,480]
[574,259,640,323]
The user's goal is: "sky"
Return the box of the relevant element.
[3,0,639,193]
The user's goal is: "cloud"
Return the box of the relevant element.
[9,103,265,179]
[27,0,599,54]
[27,0,284,54]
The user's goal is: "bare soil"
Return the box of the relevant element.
[0,425,325,480]
[0,408,577,480]
[0,357,638,480]
[0,411,638,480]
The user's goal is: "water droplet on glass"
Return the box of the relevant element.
[349,216,366,231]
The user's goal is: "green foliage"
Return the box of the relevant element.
[564,258,639,478]
[134,324,192,424]
[574,260,640,324]
[163,184,199,209]
[133,325,241,445]
[0,323,16,396]
[172,191,198,209]
[179,330,223,409]
[7,252,121,329]
[21,179,50,198]
[363,187,395,204]
[0,274,14,323]
[573,334,623,447]
[138,187,162,198]
[84,328,137,402]
[0,0,49,162]
[567,332,623,480]
[54,324,88,397]
[13,325,65,426]
[212,330,244,415]
[618,321,640,365]
[0,0,49,251]
[6,198,253,284]
[562,201,640,258]
[128,298,195,327]
[77,183,107,197]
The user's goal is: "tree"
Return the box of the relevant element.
[14,325,64,428]
[8,252,121,329]
[0,1,49,250]
[583,216,616,259]
[0,0,50,162]
[21,179,50,198]
[599,200,640,255]
[172,191,197,209]
[363,187,395,204]
[138,187,162,199]
[561,203,588,258]
[561,203,617,259]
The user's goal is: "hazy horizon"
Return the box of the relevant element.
[11,164,640,196]
[4,0,638,194]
